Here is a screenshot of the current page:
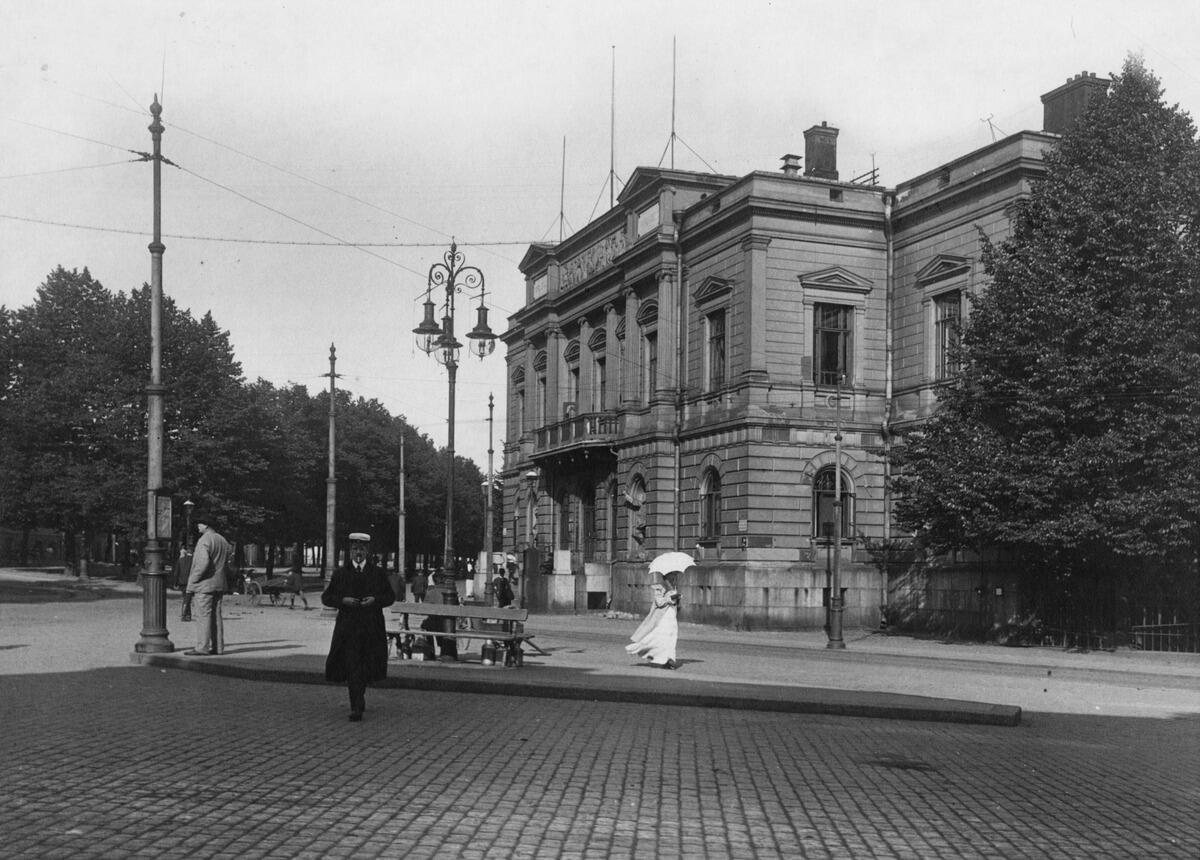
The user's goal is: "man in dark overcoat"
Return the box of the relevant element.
[322,532,396,721]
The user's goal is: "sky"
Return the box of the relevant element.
[3,0,1199,469]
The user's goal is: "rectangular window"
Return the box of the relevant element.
[814,304,851,386]
[567,366,580,410]
[644,332,658,402]
[618,339,626,404]
[516,389,526,433]
[934,291,962,379]
[537,375,547,425]
[707,310,726,392]
[594,358,607,412]
[637,202,660,236]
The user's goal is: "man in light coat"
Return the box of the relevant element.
[184,514,233,656]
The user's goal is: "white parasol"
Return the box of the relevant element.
[647,551,697,576]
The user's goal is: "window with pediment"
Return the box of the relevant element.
[798,267,872,387]
[695,277,732,394]
[916,255,971,383]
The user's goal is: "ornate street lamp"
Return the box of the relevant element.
[413,240,496,603]
[135,95,172,654]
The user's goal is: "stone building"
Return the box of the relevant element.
[500,72,1109,629]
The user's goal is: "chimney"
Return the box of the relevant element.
[1041,71,1110,135]
[803,122,839,180]
[780,153,802,177]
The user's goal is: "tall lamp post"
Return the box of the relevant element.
[477,393,496,604]
[827,374,847,650]
[412,240,496,601]
[135,95,172,654]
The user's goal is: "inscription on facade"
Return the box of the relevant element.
[561,231,627,290]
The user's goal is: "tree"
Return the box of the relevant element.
[893,57,1200,624]
[0,268,141,564]
[1,267,489,576]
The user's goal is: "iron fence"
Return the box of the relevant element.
[1130,611,1200,653]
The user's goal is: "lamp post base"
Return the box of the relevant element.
[826,598,846,650]
[135,562,174,653]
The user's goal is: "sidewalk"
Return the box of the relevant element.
[5,567,1200,726]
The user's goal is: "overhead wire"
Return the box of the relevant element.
[166,119,526,271]
[0,159,144,180]
[6,108,534,278]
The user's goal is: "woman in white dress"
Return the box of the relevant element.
[626,572,681,669]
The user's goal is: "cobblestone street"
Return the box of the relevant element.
[2,666,1197,859]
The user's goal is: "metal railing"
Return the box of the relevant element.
[534,411,621,453]
[1131,611,1200,653]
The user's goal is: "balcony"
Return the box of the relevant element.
[534,410,622,456]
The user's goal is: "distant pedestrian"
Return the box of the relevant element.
[287,562,308,610]
[175,546,194,622]
[492,571,514,608]
[322,532,395,721]
[184,514,233,656]
[411,568,429,602]
[626,571,681,670]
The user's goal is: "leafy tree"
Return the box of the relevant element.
[0,268,141,563]
[893,57,1200,625]
[1,268,487,575]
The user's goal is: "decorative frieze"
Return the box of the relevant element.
[561,231,628,290]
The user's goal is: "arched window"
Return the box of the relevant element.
[700,468,722,541]
[812,467,853,540]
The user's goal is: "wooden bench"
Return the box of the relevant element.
[387,601,537,666]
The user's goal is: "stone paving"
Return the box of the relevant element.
[1,569,1199,858]
[3,668,1198,859]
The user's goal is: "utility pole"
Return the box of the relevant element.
[324,344,339,580]
[135,95,172,654]
[478,394,495,603]
[398,434,406,580]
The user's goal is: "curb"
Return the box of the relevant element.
[133,652,1023,728]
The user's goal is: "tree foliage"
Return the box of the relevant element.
[0,267,485,569]
[893,58,1200,608]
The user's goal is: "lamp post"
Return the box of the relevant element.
[827,373,847,650]
[183,499,195,551]
[522,469,539,610]
[413,240,496,603]
[135,95,172,654]
[476,393,496,603]
[822,520,834,631]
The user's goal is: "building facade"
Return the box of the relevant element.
[500,73,1108,629]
